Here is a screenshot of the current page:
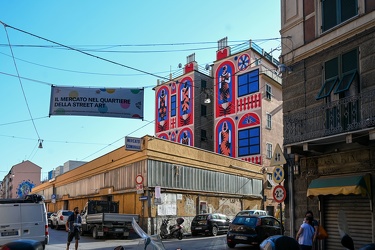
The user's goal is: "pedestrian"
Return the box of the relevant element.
[66,207,82,250]
[305,210,319,249]
[296,215,315,250]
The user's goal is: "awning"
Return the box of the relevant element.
[307,173,371,198]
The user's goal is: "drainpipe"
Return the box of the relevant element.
[288,158,295,237]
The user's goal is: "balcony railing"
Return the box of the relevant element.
[284,89,375,144]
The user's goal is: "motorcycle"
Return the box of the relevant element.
[160,218,184,240]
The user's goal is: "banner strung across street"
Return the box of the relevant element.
[49,86,144,119]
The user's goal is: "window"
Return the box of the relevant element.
[266,113,272,129]
[267,173,272,181]
[316,49,358,100]
[201,105,207,117]
[199,201,207,213]
[238,69,259,97]
[238,127,260,157]
[201,80,207,90]
[201,129,207,141]
[265,84,272,100]
[254,57,261,66]
[266,143,272,159]
[322,0,358,32]
[267,173,273,188]
[171,95,176,117]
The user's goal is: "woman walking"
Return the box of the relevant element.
[296,215,315,250]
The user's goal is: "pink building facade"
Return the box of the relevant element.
[1,160,41,198]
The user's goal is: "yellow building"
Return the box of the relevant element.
[32,135,264,234]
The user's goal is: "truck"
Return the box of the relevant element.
[0,194,49,248]
[80,200,139,239]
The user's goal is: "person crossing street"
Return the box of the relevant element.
[66,207,82,250]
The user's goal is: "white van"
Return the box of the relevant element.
[236,209,268,216]
[0,194,49,248]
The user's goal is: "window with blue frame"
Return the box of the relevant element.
[238,69,259,97]
[171,95,176,117]
[238,127,260,157]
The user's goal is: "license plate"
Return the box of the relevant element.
[114,228,123,232]
[1,231,18,236]
[235,235,247,240]
[195,227,202,230]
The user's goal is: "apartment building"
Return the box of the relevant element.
[280,1,375,249]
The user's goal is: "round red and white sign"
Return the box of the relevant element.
[135,174,143,184]
[273,185,286,203]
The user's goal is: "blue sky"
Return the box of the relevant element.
[0,1,281,180]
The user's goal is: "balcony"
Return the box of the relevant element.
[284,89,375,149]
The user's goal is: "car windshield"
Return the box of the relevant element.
[63,211,73,216]
[232,216,257,227]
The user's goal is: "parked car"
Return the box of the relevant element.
[191,213,231,236]
[0,239,44,250]
[50,210,73,229]
[47,212,54,227]
[226,215,283,248]
[259,235,299,250]
[236,209,267,216]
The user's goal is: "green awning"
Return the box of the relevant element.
[307,173,371,198]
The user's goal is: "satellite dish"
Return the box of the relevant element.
[178,63,182,68]
[205,64,210,70]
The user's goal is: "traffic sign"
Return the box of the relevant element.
[270,143,286,166]
[272,166,285,184]
[273,185,286,203]
[51,194,56,204]
[139,196,148,201]
[136,184,144,194]
[135,174,144,184]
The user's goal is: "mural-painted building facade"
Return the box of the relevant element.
[154,53,214,151]
[154,38,283,216]
[0,160,41,199]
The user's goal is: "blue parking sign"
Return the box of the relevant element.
[273,166,285,184]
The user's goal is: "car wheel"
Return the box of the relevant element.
[92,227,99,239]
[211,226,218,236]
[227,242,236,248]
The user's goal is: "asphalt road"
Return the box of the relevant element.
[46,228,255,250]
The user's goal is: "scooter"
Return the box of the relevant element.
[160,218,184,240]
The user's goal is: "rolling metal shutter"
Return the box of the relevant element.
[323,195,372,250]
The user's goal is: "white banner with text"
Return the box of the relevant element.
[50,86,144,119]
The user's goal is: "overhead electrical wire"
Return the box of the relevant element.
[0,52,171,77]
[0,134,112,146]
[2,23,42,145]
[0,38,280,50]
[0,20,284,169]
[0,21,171,81]
[80,119,155,161]
[0,43,281,158]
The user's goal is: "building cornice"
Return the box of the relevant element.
[282,13,375,64]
